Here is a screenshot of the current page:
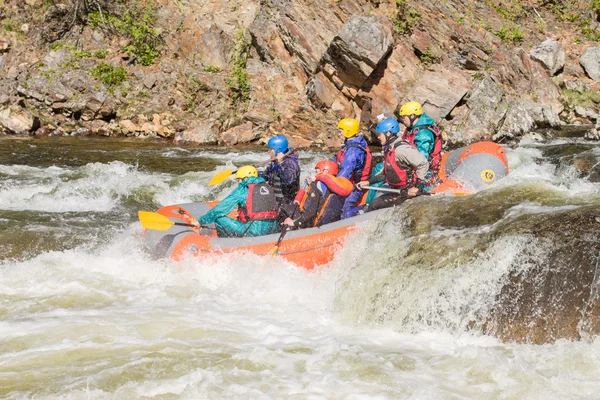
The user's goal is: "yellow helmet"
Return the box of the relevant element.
[338,118,360,138]
[235,165,258,180]
[399,101,423,116]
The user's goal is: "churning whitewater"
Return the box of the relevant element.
[1,136,600,399]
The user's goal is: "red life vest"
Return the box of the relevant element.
[383,142,417,188]
[238,182,278,223]
[403,124,443,174]
[336,144,373,183]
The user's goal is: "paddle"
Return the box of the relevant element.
[268,225,290,256]
[362,185,404,194]
[363,185,432,196]
[138,211,203,231]
[207,156,287,186]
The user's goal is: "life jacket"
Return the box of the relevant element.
[403,124,443,174]
[238,182,278,223]
[299,174,352,227]
[266,153,300,204]
[383,141,417,188]
[336,144,373,183]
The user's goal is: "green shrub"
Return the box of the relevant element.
[226,29,251,105]
[204,65,222,73]
[494,27,524,44]
[562,89,600,109]
[88,5,160,66]
[73,50,92,60]
[417,48,438,66]
[393,0,420,35]
[94,50,109,59]
[90,62,127,87]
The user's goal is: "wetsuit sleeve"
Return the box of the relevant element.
[367,168,386,185]
[259,163,274,180]
[198,185,246,224]
[292,183,323,228]
[396,145,429,182]
[279,158,300,186]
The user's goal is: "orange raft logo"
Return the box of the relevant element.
[481,169,495,182]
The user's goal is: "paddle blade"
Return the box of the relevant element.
[208,169,235,186]
[138,211,175,231]
[268,244,280,256]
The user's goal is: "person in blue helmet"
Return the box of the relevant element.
[356,118,429,211]
[198,166,280,237]
[333,118,373,219]
[259,135,301,205]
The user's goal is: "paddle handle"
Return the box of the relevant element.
[362,185,404,194]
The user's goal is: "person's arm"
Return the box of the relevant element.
[337,148,361,180]
[279,158,300,185]
[291,183,323,228]
[198,186,245,224]
[258,164,270,180]
[396,145,429,182]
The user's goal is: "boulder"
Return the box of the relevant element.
[447,76,508,143]
[580,46,600,82]
[494,100,561,140]
[0,38,10,54]
[0,107,39,134]
[529,39,565,76]
[323,15,394,88]
[400,65,472,121]
[219,122,257,145]
[174,120,219,144]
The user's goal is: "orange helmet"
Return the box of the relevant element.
[315,160,338,175]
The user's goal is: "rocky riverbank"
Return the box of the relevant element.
[1,0,599,149]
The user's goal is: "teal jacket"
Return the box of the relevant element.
[199,176,265,225]
[404,112,436,160]
[365,162,384,204]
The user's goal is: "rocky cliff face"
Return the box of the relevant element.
[1,0,599,148]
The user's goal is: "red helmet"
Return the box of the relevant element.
[315,160,338,175]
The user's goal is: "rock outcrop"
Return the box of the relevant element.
[0,0,599,148]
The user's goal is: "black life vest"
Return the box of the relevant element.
[336,143,373,183]
[299,174,351,227]
[403,124,443,174]
[238,182,278,223]
[383,141,417,188]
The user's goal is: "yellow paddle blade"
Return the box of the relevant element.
[138,211,175,231]
[208,169,235,186]
[268,244,279,256]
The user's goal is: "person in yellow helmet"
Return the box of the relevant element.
[198,165,280,237]
[397,101,443,178]
[333,118,373,218]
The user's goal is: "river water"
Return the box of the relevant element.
[1,135,600,399]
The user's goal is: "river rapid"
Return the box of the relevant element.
[1,135,600,399]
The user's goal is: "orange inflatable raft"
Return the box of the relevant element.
[142,141,508,269]
[143,204,388,269]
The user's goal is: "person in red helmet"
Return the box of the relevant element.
[282,160,352,229]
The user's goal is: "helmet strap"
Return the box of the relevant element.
[383,132,395,147]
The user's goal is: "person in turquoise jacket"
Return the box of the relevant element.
[198,166,280,238]
[397,101,436,158]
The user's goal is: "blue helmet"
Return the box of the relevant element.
[375,118,400,134]
[267,135,289,155]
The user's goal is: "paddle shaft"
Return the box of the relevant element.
[363,185,431,196]
[362,185,404,194]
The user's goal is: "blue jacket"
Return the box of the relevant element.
[259,150,300,204]
[199,176,265,225]
[335,135,368,181]
[405,113,436,160]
